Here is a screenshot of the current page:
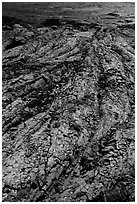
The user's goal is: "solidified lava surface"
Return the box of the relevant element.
[2,3,135,202]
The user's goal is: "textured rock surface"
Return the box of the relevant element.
[2,13,135,202]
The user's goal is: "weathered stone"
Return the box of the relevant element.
[2,11,135,202]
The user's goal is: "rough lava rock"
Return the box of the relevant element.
[2,17,135,202]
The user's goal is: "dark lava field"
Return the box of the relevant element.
[2,2,135,202]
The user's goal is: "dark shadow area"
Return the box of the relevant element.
[5,38,24,50]
[41,18,61,27]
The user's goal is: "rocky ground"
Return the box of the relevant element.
[2,4,135,202]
